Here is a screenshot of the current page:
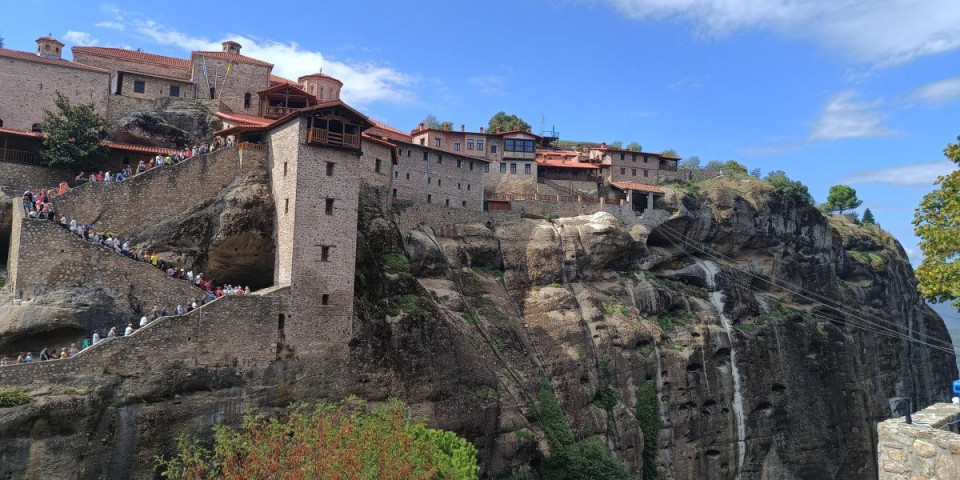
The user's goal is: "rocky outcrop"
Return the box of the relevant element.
[128,167,275,289]
[110,99,221,148]
[0,176,954,480]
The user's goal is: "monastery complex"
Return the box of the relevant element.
[0,35,695,378]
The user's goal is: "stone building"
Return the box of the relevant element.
[392,140,486,210]
[299,72,343,102]
[190,42,273,115]
[72,46,196,103]
[0,37,110,131]
[588,143,680,184]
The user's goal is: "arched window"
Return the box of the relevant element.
[31,123,42,132]
[244,93,251,108]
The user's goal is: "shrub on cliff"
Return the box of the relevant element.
[155,398,479,480]
[764,170,814,205]
[914,134,960,311]
[0,387,31,408]
[39,92,109,169]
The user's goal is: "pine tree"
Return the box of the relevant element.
[861,208,876,224]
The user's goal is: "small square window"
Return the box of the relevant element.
[325,198,334,215]
[392,188,397,198]
[455,143,461,151]
[510,163,517,174]
[457,158,462,168]
[500,163,506,174]
[394,170,399,178]
[406,173,410,180]
[644,170,649,177]
[632,169,637,176]
[326,162,334,176]
[169,85,180,97]
[484,164,490,173]
[469,161,474,171]
[375,158,382,173]
[467,184,471,191]
[524,164,531,175]
[437,154,442,164]
[620,153,625,161]
[428,177,431,184]
[133,80,145,93]
[283,162,288,176]
[321,246,330,261]
[434,138,441,147]
[321,294,329,305]
[438,179,441,187]
[462,200,466,207]
[445,199,450,207]
[477,140,484,151]
[491,144,497,153]
[427,194,432,203]
[458,183,461,190]
[423,151,428,161]
[284,198,289,214]
[467,139,474,150]
[620,167,626,175]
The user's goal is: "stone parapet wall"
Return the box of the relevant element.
[10,211,205,305]
[0,162,73,193]
[877,403,960,479]
[0,293,279,386]
[394,202,518,235]
[52,147,265,234]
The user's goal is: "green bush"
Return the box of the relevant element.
[635,380,659,480]
[0,387,31,408]
[593,386,619,411]
[382,252,411,274]
[533,384,633,479]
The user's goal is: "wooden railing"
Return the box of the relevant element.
[486,192,604,204]
[265,106,301,118]
[0,148,42,165]
[238,142,268,151]
[307,128,360,148]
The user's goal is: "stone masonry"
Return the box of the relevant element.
[9,207,204,307]
[51,146,265,235]
[393,140,486,210]
[877,403,960,479]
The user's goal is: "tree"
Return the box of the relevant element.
[609,141,624,149]
[0,33,5,48]
[39,92,108,169]
[680,156,701,169]
[914,134,960,310]
[822,185,863,215]
[862,208,876,224]
[750,168,762,178]
[661,148,679,157]
[156,399,479,480]
[626,141,642,152]
[487,111,530,133]
[705,160,724,171]
[764,170,814,205]
[722,160,748,176]
[422,114,441,129]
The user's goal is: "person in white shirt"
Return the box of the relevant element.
[140,316,148,327]
[124,324,134,336]
[92,331,100,344]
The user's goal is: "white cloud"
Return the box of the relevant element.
[63,30,98,46]
[600,0,960,65]
[911,76,960,105]
[100,11,417,106]
[668,76,703,91]
[94,21,125,31]
[839,160,955,186]
[810,91,899,140]
[468,75,507,95]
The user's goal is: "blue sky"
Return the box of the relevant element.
[3,0,960,266]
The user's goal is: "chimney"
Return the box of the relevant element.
[419,122,425,131]
[461,124,465,132]
[222,41,242,55]
[600,142,606,148]
[479,127,484,134]
[36,36,64,59]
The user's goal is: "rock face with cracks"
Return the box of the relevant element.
[0,176,954,480]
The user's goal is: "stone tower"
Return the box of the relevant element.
[299,73,342,102]
[36,36,64,59]
[265,101,372,355]
[221,40,242,55]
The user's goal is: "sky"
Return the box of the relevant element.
[2,0,959,268]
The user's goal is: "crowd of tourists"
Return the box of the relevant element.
[0,137,256,368]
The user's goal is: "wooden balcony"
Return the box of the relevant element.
[0,148,41,165]
[264,105,301,119]
[307,127,360,148]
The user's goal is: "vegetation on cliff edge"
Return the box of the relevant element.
[155,398,479,480]
[914,133,960,311]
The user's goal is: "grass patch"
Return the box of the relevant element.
[756,334,765,343]
[739,322,756,332]
[816,323,828,338]
[848,250,885,269]
[0,387,31,408]
[381,252,411,274]
[593,386,619,411]
[672,343,685,352]
[462,311,479,326]
[637,346,653,358]
[473,266,505,278]
[548,282,563,288]
[387,294,425,316]
[598,295,630,317]
[657,308,692,331]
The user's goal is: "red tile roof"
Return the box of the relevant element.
[610,181,664,194]
[537,157,598,170]
[269,74,298,86]
[102,141,179,155]
[216,111,273,127]
[298,72,343,86]
[0,127,43,138]
[369,119,412,141]
[0,48,109,73]
[192,51,273,68]
[72,46,191,69]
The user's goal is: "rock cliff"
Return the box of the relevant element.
[0,175,954,480]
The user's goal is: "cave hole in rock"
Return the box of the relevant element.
[771,384,787,393]
[713,347,731,362]
[705,449,722,457]
[753,401,773,413]
[679,400,697,411]
[691,331,701,338]
[686,362,703,372]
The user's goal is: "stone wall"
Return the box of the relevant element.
[877,403,960,479]
[71,49,192,82]
[393,141,485,211]
[267,120,300,286]
[0,54,110,131]
[394,202,518,236]
[191,54,270,116]
[0,293,279,386]
[52,146,265,235]
[9,210,204,306]
[0,162,73,193]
